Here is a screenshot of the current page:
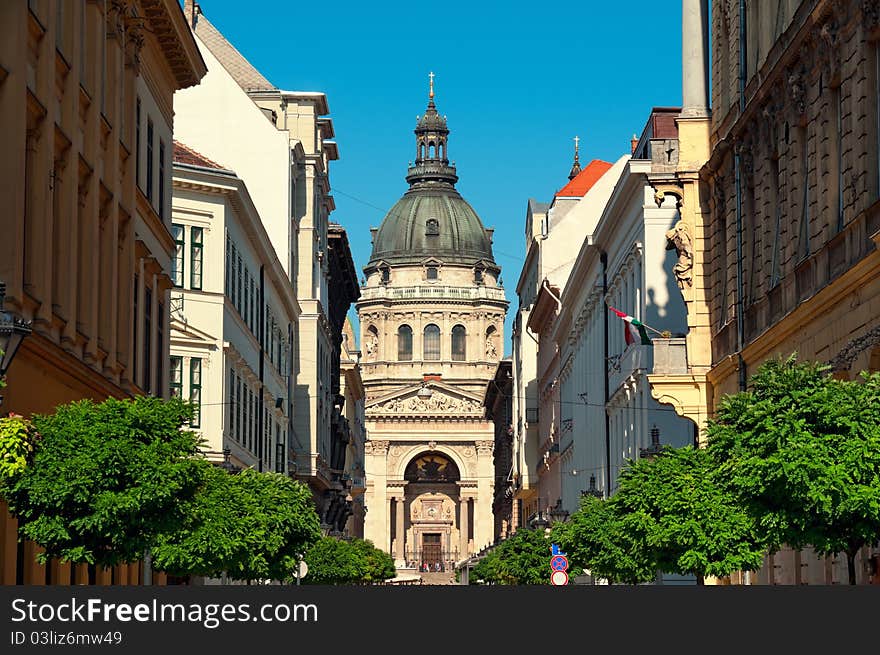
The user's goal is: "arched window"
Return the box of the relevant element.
[451,325,466,361]
[423,324,440,360]
[398,325,413,361]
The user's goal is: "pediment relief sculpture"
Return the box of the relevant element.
[374,390,483,414]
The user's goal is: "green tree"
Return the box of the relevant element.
[302,536,367,585]
[593,447,765,582]
[1,396,205,567]
[349,537,396,583]
[707,356,880,585]
[0,413,39,481]
[470,527,550,585]
[552,495,657,585]
[151,466,321,582]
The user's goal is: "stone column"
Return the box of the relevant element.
[395,496,405,564]
[459,496,469,558]
[681,0,710,118]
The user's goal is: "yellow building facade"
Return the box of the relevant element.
[0,0,205,585]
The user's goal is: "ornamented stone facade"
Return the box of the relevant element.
[698,0,880,585]
[357,80,508,570]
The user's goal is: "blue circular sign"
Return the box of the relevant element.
[550,554,568,572]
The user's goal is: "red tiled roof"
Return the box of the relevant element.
[173,140,228,170]
[554,159,613,198]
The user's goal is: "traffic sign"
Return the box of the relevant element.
[550,570,569,586]
[550,554,569,572]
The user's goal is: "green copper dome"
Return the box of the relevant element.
[369,187,495,267]
[368,86,496,269]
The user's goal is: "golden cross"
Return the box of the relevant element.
[574,135,580,153]
[429,71,435,99]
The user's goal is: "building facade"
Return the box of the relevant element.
[356,83,508,570]
[551,111,696,523]
[509,149,626,532]
[483,358,513,542]
[171,3,351,530]
[696,0,880,584]
[0,0,204,585]
[170,141,298,474]
[339,317,367,539]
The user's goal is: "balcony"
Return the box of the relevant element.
[650,337,688,375]
[358,285,507,303]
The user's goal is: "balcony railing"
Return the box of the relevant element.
[359,285,507,302]
[402,550,461,572]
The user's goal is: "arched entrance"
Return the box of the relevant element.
[403,452,461,572]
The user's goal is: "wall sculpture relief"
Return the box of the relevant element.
[665,220,694,290]
[375,392,483,414]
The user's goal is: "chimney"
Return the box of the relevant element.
[630,134,639,155]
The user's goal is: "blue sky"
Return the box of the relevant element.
[186,1,684,356]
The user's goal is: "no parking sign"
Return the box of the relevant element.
[550,544,569,585]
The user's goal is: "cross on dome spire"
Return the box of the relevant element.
[568,135,582,180]
[429,71,435,100]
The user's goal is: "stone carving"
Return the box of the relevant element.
[375,392,482,414]
[428,440,437,450]
[476,440,494,456]
[365,332,379,360]
[462,446,475,458]
[665,220,694,290]
[787,67,807,119]
[485,334,497,359]
[364,440,390,456]
[816,18,841,83]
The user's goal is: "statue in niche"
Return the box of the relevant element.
[665,220,694,289]
[485,334,497,359]
[365,332,379,360]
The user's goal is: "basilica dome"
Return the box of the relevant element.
[367,84,496,269]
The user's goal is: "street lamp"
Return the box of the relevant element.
[581,474,603,499]
[548,498,569,523]
[0,282,32,405]
[639,425,663,460]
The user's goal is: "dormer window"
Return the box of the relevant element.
[474,264,485,285]
[426,218,439,236]
[426,266,438,281]
[380,265,390,284]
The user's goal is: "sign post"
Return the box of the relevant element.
[550,544,569,586]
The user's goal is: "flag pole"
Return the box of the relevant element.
[605,302,668,337]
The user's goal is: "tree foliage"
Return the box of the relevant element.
[552,494,658,585]
[349,537,396,583]
[706,355,880,584]
[0,413,39,481]
[470,527,550,585]
[1,396,206,566]
[302,536,368,585]
[583,446,765,582]
[151,466,321,582]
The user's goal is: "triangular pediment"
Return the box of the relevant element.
[366,381,484,415]
[170,316,217,345]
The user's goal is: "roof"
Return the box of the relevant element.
[184,1,275,92]
[173,140,229,170]
[554,159,613,198]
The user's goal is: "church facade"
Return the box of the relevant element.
[356,80,508,570]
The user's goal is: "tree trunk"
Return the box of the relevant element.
[847,548,858,586]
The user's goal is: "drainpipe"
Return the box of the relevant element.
[258,265,265,472]
[734,0,747,393]
[601,251,611,496]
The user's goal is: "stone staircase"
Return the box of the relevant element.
[419,570,458,585]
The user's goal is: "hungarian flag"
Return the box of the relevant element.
[609,307,652,346]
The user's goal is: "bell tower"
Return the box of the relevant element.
[408,72,458,186]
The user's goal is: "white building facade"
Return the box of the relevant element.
[553,111,695,514]
[170,144,298,472]
[171,4,349,527]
